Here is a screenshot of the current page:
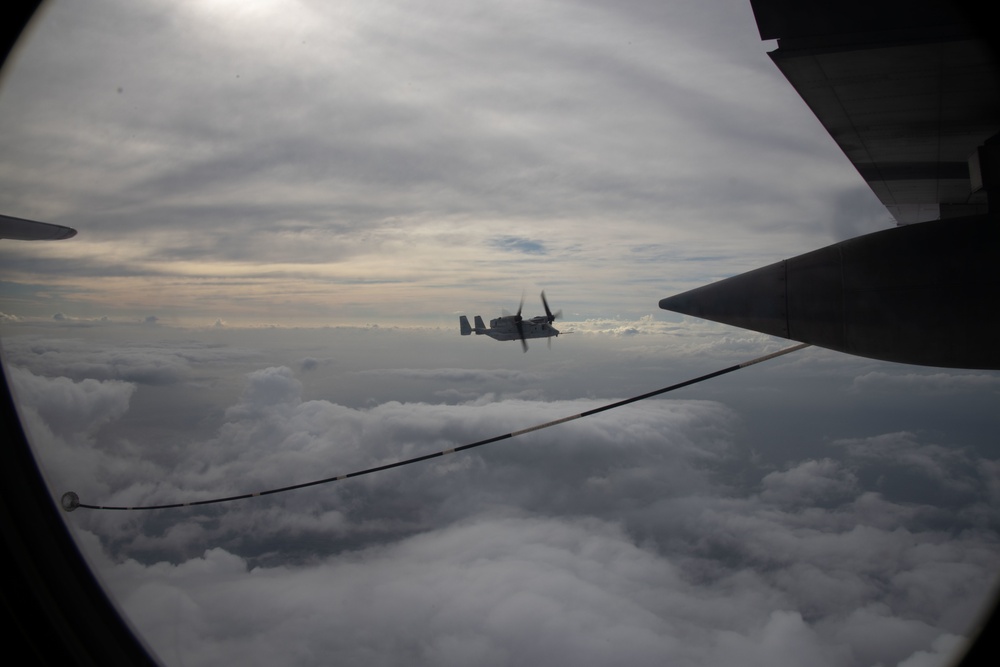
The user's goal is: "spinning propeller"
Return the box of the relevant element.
[541,290,561,323]
[516,291,561,352]
[515,293,526,352]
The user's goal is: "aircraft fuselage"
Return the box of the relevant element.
[484,315,559,341]
[461,314,559,341]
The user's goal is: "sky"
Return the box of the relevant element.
[0,0,894,327]
[2,1,999,666]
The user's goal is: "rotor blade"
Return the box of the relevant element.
[516,319,528,352]
[540,291,559,322]
[516,292,524,319]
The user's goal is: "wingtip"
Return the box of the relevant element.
[0,214,79,241]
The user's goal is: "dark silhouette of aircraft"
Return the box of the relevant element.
[460,292,562,351]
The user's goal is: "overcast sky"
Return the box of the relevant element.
[2,1,999,667]
[0,0,893,327]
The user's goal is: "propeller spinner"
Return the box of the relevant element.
[540,290,562,323]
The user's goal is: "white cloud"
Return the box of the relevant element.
[850,371,1000,395]
[82,499,994,667]
[0,333,260,385]
[6,364,139,500]
[832,432,983,496]
[12,342,990,667]
[759,458,859,507]
[8,364,136,438]
[353,367,546,383]
[896,634,967,667]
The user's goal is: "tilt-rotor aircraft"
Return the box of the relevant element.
[659,0,1000,371]
[460,292,562,351]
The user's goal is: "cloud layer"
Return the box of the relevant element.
[7,322,998,667]
[0,0,891,326]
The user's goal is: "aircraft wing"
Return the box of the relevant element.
[660,0,1000,370]
[749,0,999,225]
[0,213,78,241]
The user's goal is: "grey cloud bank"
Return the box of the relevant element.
[3,322,998,666]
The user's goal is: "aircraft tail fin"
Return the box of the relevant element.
[474,316,486,333]
[460,316,472,336]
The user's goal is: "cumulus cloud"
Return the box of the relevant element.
[0,334,258,385]
[9,364,136,439]
[850,371,1000,395]
[7,364,138,499]
[15,344,990,667]
[92,514,945,667]
[353,367,545,383]
[571,315,668,337]
[831,432,985,501]
[226,366,303,416]
[897,634,967,667]
[76,443,999,667]
[759,458,859,508]
[77,365,735,550]
[566,317,791,363]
